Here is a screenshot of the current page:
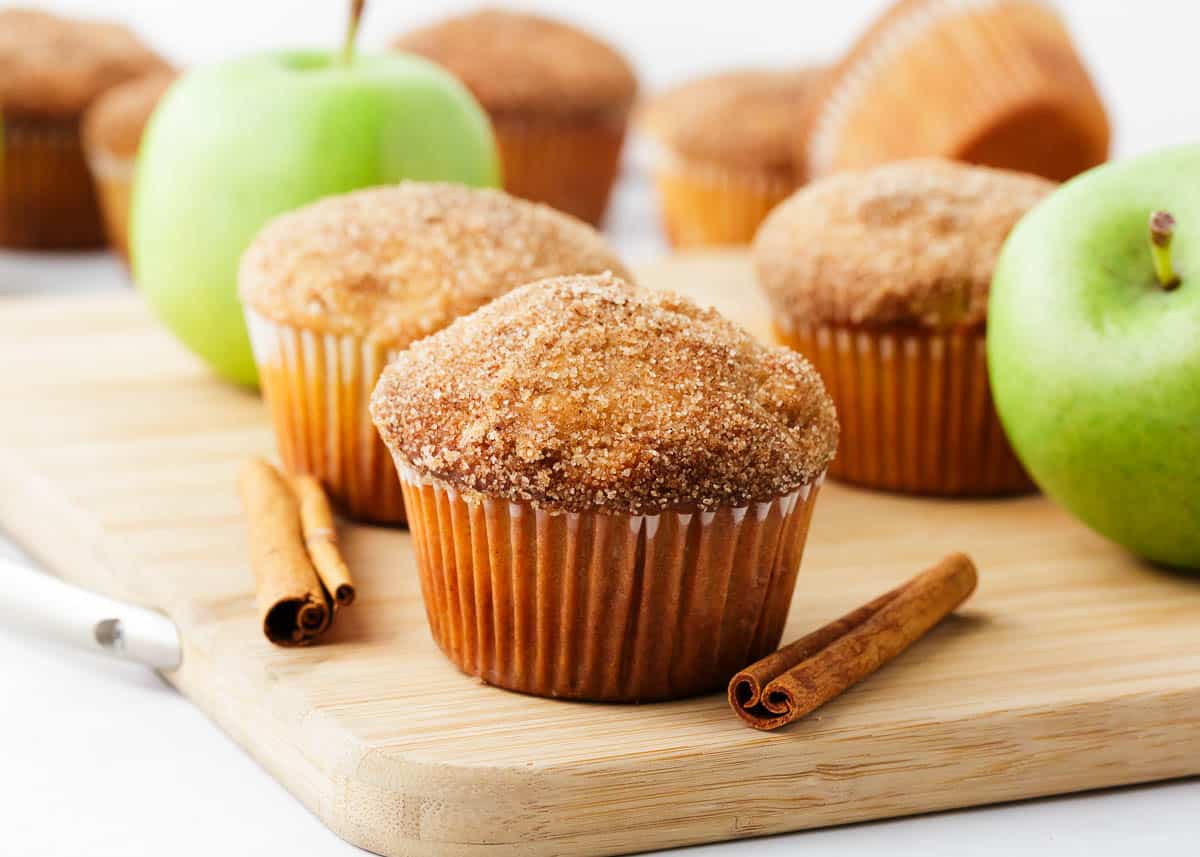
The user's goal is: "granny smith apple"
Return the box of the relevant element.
[989,145,1200,570]
[131,3,499,386]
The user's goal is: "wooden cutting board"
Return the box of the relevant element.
[2,252,1198,857]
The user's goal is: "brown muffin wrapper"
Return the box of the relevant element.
[803,0,1110,182]
[0,115,106,249]
[244,311,406,525]
[491,112,627,227]
[85,149,135,264]
[778,323,1033,496]
[397,463,824,702]
[651,151,796,249]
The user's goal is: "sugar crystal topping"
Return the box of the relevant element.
[371,273,838,514]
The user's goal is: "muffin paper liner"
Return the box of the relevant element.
[803,0,1110,181]
[244,310,406,525]
[778,322,1032,496]
[85,149,136,263]
[0,116,106,249]
[492,113,627,227]
[396,463,824,702]
[652,150,795,248]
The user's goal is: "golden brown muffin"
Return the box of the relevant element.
[638,67,824,248]
[394,9,637,226]
[0,8,168,248]
[754,159,1053,496]
[82,71,175,262]
[371,272,837,701]
[799,0,1110,183]
[239,182,630,525]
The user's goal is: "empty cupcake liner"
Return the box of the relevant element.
[244,310,406,525]
[778,322,1032,496]
[492,112,627,227]
[803,0,1109,181]
[651,149,795,248]
[0,115,106,249]
[397,462,824,702]
[84,148,136,263]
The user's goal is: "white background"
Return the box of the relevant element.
[2,1,1199,855]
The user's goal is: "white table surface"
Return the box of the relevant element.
[4,1,1200,854]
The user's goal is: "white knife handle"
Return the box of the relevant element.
[0,554,181,670]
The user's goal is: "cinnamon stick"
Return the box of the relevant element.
[729,553,978,730]
[238,458,331,646]
[292,473,355,608]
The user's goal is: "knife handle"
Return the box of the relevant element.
[0,554,181,670]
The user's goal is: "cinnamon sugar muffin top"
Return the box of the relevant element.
[0,8,168,117]
[638,68,824,174]
[239,182,630,347]
[393,9,637,118]
[371,273,838,514]
[82,71,175,159]
[753,159,1054,329]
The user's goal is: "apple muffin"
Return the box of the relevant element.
[754,159,1053,496]
[238,182,629,525]
[637,67,824,248]
[371,273,838,701]
[82,71,176,264]
[393,9,637,226]
[0,9,168,249]
[799,0,1109,183]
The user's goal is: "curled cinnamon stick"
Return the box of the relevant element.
[730,553,978,730]
[238,458,331,646]
[292,473,355,608]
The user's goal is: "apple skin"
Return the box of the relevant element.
[132,51,500,386]
[989,145,1200,570]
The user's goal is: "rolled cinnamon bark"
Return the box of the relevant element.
[729,553,978,730]
[292,473,355,608]
[238,458,331,645]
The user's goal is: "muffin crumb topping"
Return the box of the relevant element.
[393,9,636,117]
[0,9,168,116]
[754,159,1054,328]
[239,182,630,347]
[371,273,838,514]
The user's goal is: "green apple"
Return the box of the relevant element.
[989,145,1200,570]
[131,2,499,386]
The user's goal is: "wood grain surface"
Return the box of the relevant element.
[1,252,1198,856]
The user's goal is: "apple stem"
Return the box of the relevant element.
[341,0,366,66]
[1150,210,1181,291]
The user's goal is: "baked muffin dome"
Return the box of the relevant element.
[393,9,636,119]
[0,8,168,117]
[754,159,1054,330]
[82,71,175,161]
[371,273,838,514]
[239,182,631,348]
[639,67,824,176]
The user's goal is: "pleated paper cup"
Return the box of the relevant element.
[777,322,1032,496]
[492,112,627,227]
[803,0,1110,182]
[652,150,795,248]
[244,310,406,525]
[396,462,824,702]
[0,116,106,249]
[84,148,136,263]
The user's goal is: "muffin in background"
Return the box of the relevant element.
[638,67,823,248]
[238,182,630,526]
[799,0,1109,182]
[83,71,175,264]
[394,9,636,226]
[754,159,1053,497]
[0,8,168,249]
[371,273,838,701]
